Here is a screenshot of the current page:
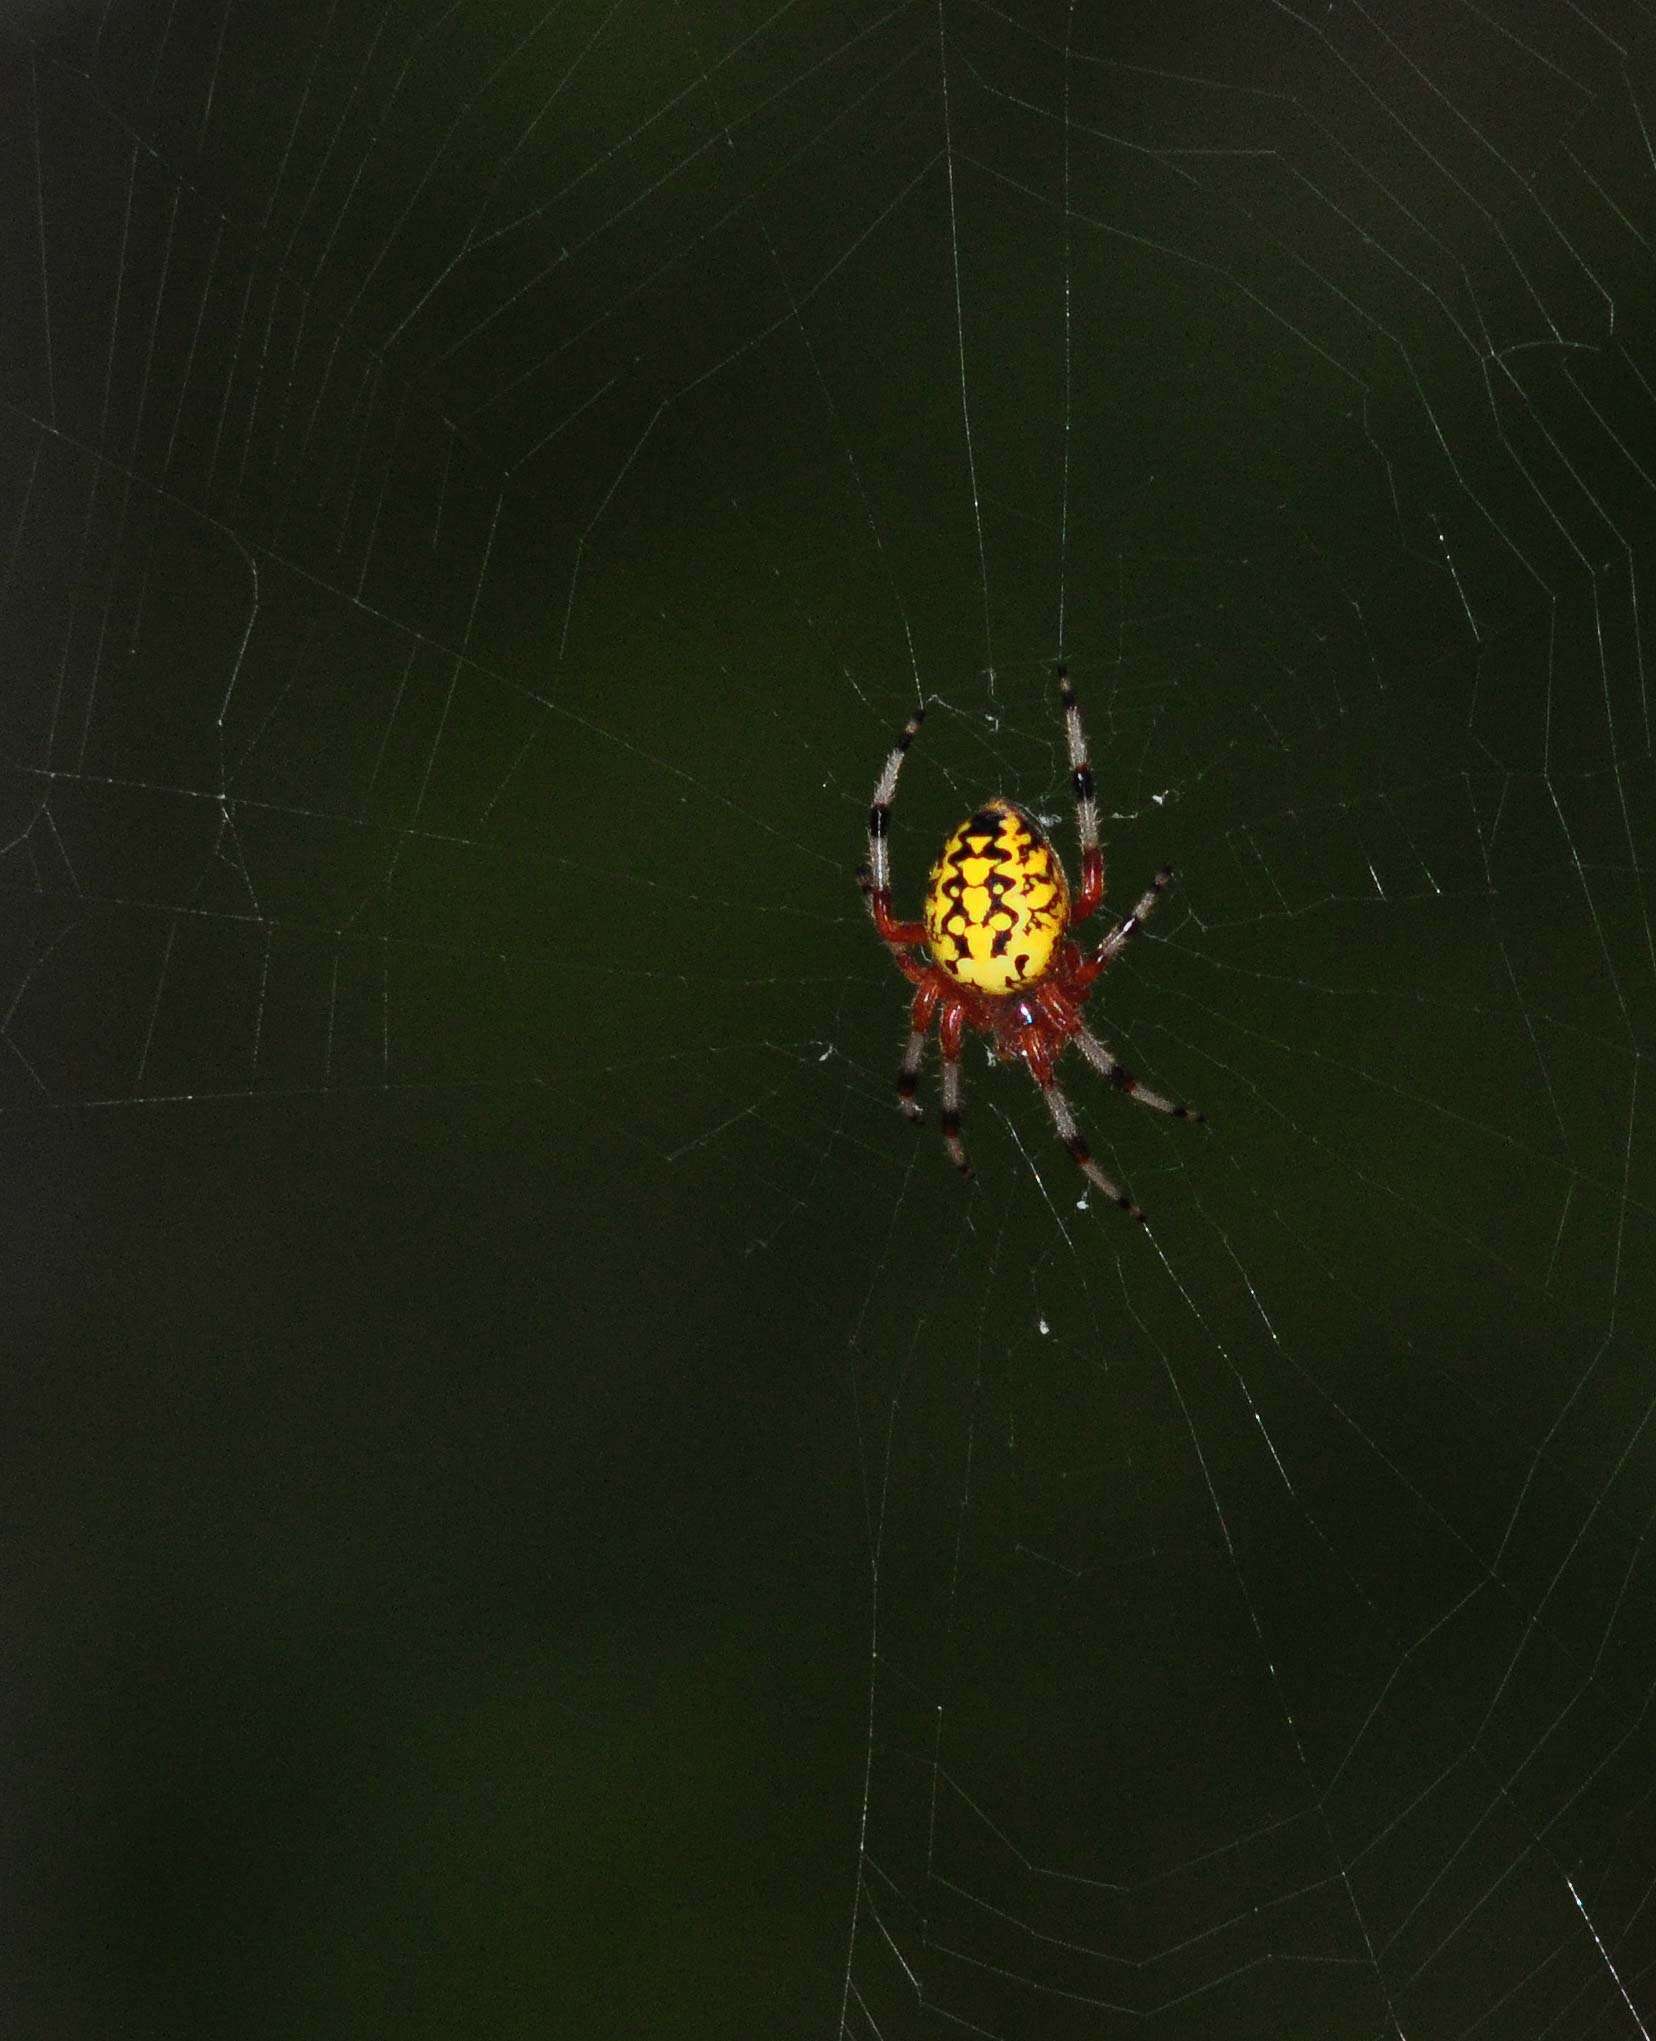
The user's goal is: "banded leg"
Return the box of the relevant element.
[1074,866,1174,990]
[1074,1025,1204,1122]
[896,979,940,1121]
[1058,666,1103,923]
[938,1000,971,1176]
[1038,1077,1144,1221]
[864,703,928,945]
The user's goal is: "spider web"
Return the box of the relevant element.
[5,1,1656,2036]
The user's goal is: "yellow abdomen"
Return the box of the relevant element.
[923,800,1070,996]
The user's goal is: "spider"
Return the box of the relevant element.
[858,666,1201,1222]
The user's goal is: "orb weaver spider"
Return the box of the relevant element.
[858,667,1201,1222]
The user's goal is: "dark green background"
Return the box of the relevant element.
[5,1,1655,2035]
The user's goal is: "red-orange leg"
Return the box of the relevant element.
[1034,981,1076,1035]
[870,891,926,947]
[1074,848,1104,923]
[856,866,926,948]
[1020,1029,1056,1087]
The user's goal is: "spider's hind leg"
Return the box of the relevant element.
[1038,1075,1144,1222]
[1074,1025,1204,1123]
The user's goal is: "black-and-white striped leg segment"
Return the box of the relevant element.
[1087,866,1174,975]
[1057,667,1099,853]
[867,703,926,899]
[1039,1078,1144,1221]
[939,1044,971,1176]
[896,1029,927,1121]
[1074,1025,1204,1122]
[936,999,971,1176]
[1057,667,1103,920]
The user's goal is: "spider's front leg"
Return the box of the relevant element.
[861,702,929,948]
[1059,667,1104,924]
[856,866,926,974]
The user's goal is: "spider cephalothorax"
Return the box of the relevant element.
[859,668,1201,1221]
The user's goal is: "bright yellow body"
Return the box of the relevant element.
[923,800,1071,995]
